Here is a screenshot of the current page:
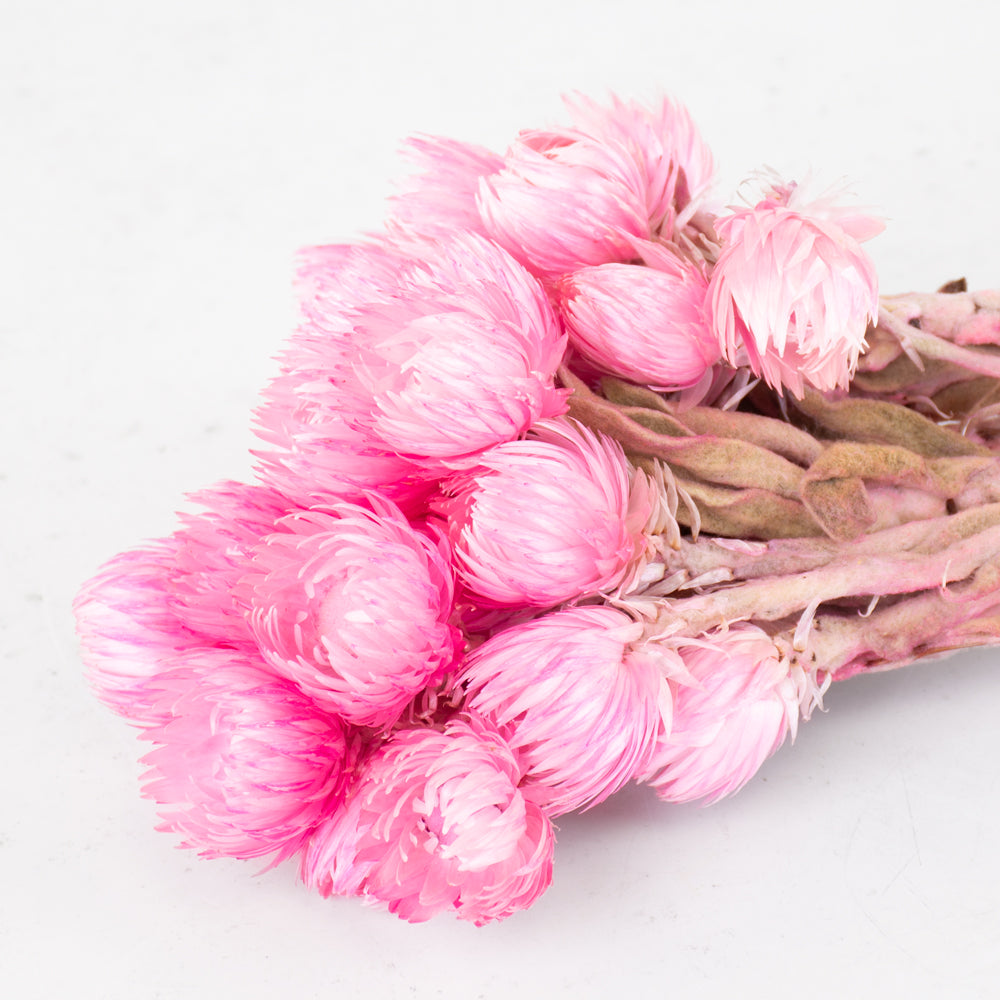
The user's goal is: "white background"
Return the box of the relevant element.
[4,1,1000,997]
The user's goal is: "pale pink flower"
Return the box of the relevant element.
[74,539,201,727]
[459,606,671,815]
[478,94,714,278]
[387,134,503,238]
[302,716,554,925]
[709,180,882,396]
[642,624,803,804]
[141,649,352,863]
[436,419,656,607]
[555,258,720,390]
[240,497,460,728]
[254,235,567,491]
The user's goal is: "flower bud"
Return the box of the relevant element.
[556,260,719,390]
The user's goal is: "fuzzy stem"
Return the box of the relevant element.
[805,560,1000,678]
[650,522,1000,636]
[659,502,1000,590]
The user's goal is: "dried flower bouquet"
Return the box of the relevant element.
[76,94,1000,924]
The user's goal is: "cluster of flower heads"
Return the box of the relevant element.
[75,94,878,924]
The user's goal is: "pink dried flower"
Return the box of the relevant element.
[459,606,671,815]
[74,539,201,727]
[75,483,302,728]
[254,235,567,490]
[254,243,433,510]
[141,649,352,863]
[437,418,656,606]
[168,481,292,646]
[709,180,882,396]
[240,497,460,728]
[642,624,804,804]
[387,134,503,239]
[478,94,714,278]
[358,233,567,461]
[556,259,719,390]
[302,716,554,925]
[562,93,715,239]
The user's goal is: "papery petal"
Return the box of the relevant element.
[387,134,503,238]
[253,242,435,510]
[360,233,568,461]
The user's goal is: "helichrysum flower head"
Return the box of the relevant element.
[254,234,567,493]
[168,481,293,646]
[555,258,719,391]
[387,134,503,239]
[74,539,201,727]
[708,179,882,396]
[478,94,714,278]
[75,483,306,729]
[141,650,352,863]
[642,624,804,804]
[254,243,434,510]
[301,715,554,925]
[561,93,715,240]
[240,497,460,728]
[436,418,656,607]
[356,233,567,462]
[458,606,671,815]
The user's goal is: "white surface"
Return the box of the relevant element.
[4,2,1000,997]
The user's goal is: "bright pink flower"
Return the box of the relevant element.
[254,235,567,491]
[562,93,715,239]
[254,243,433,510]
[459,606,671,815]
[358,234,567,461]
[478,94,714,278]
[437,419,656,607]
[302,716,554,925]
[240,498,460,728]
[168,481,292,646]
[387,134,503,239]
[74,539,201,727]
[709,180,882,396]
[141,649,352,863]
[556,258,720,390]
[642,624,804,804]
